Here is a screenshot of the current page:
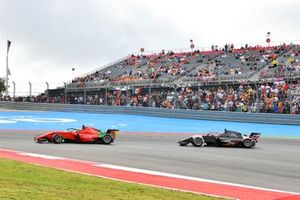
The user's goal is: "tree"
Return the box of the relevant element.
[0,78,6,94]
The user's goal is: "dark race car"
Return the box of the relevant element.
[178,129,260,148]
[34,125,119,144]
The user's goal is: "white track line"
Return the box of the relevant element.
[96,163,300,196]
[18,152,63,160]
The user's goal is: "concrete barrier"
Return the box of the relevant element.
[0,101,299,125]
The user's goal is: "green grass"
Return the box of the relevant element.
[0,158,225,200]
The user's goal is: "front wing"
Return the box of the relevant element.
[178,137,194,146]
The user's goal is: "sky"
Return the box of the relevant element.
[0,0,299,96]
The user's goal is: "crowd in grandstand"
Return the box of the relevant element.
[5,43,300,115]
[69,43,300,87]
[13,81,300,114]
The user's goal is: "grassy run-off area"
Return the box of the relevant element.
[0,158,225,200]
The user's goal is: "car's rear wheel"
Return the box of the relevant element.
[192,137,203,147]
[243,139,253,148]
[102,135,113,144]
[53,134,63,144]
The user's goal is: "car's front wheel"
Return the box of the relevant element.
[192,137,203,147]
[243,139,253,148]
[53,134,63,144]
[102,135,113,144]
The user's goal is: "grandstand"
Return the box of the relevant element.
[61,43,299,90]
[13,43,300,114]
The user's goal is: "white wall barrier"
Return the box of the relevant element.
[0,102,299,125]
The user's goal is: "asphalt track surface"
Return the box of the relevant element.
[1,130,300,193]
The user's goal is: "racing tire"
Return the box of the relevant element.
[102,135,113,144]
[75,134,80,143]
[243,139,253,148]
[215,139,221,147]
[53,134,63,144]
[192,137,203,147]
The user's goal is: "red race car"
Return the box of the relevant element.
[34,125,119,144]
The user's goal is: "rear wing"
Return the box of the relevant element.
[249,132,261,142]
[107,129,119,139]
[107,129,119,134]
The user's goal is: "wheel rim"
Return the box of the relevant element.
[244,140,252,147]
[103,136,111,144]
[55,135,62,143]
[194,138,202,146]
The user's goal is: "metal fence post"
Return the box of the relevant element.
[84,89,87,104]
[126,84,129,106]
[64,82,67,104]
[198,83,201,110]
[46,82,49,102]
[173,84,177,109]
[148,83,151,107]
[289,86,292,114]
[225,83,229,93]
[13,81,16,100]
[105,82,108,106]
[29,82,32,97]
